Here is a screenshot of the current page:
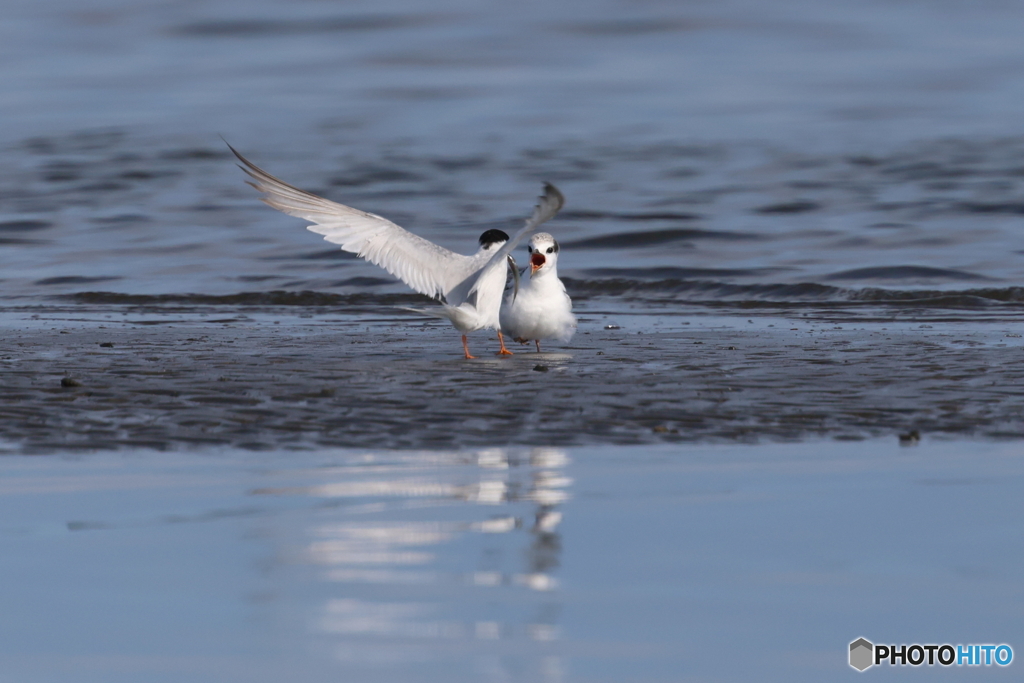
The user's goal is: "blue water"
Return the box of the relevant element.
[6,0,1024,148]
[5,0,1024,302]
[2,441,1021,682]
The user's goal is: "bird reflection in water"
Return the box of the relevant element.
[253,447,570,681]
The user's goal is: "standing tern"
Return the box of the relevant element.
[228,144,564,358]
[499,232,577,352]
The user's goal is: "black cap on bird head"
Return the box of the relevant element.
[478,229,510,248]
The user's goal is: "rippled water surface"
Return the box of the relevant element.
[4,1,1024,680]
[5,0,1024,303]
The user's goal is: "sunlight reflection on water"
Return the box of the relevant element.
[251,446,571,679]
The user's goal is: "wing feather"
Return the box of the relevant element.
[229,143,477,299]
[451,182,565,303]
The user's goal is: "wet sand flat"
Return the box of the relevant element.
[4,301,1024,453]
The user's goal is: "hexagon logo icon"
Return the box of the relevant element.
[849,638,874,671]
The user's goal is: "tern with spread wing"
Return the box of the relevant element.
[229,144,564,358]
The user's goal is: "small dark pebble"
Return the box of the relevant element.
[898,430,921,444]
[533,365,549,372]
[99,342,114,348]
[727,346,737,350]
[60,377,82,388]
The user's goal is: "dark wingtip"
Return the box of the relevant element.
[222,137,247,164]
[543,182,565,208]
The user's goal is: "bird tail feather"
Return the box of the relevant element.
[398,305,484,333]
[397,306,450,320]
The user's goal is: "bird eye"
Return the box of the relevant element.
[546,247,553,254]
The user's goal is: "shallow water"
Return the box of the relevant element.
[5,0,1024,304]
[10,132,1024,302]
[2,440,1021,683]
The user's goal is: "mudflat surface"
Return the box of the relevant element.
[5,299,1024,454]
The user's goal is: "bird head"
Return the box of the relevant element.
[478,229,510,252]
[526,233,559,275]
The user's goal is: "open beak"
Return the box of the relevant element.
[530,252,546,274]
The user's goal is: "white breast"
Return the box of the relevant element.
[500,274,576,342]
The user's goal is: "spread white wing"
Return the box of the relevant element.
[229,144,479,300]
[451,182,565,304]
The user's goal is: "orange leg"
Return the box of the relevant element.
[462,335,477,359]
[496,331,514,356]
[535,340,541,353]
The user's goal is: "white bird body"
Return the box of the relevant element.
[500,232,576,351]
[228,143,564,357]
[404,250,509,334]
